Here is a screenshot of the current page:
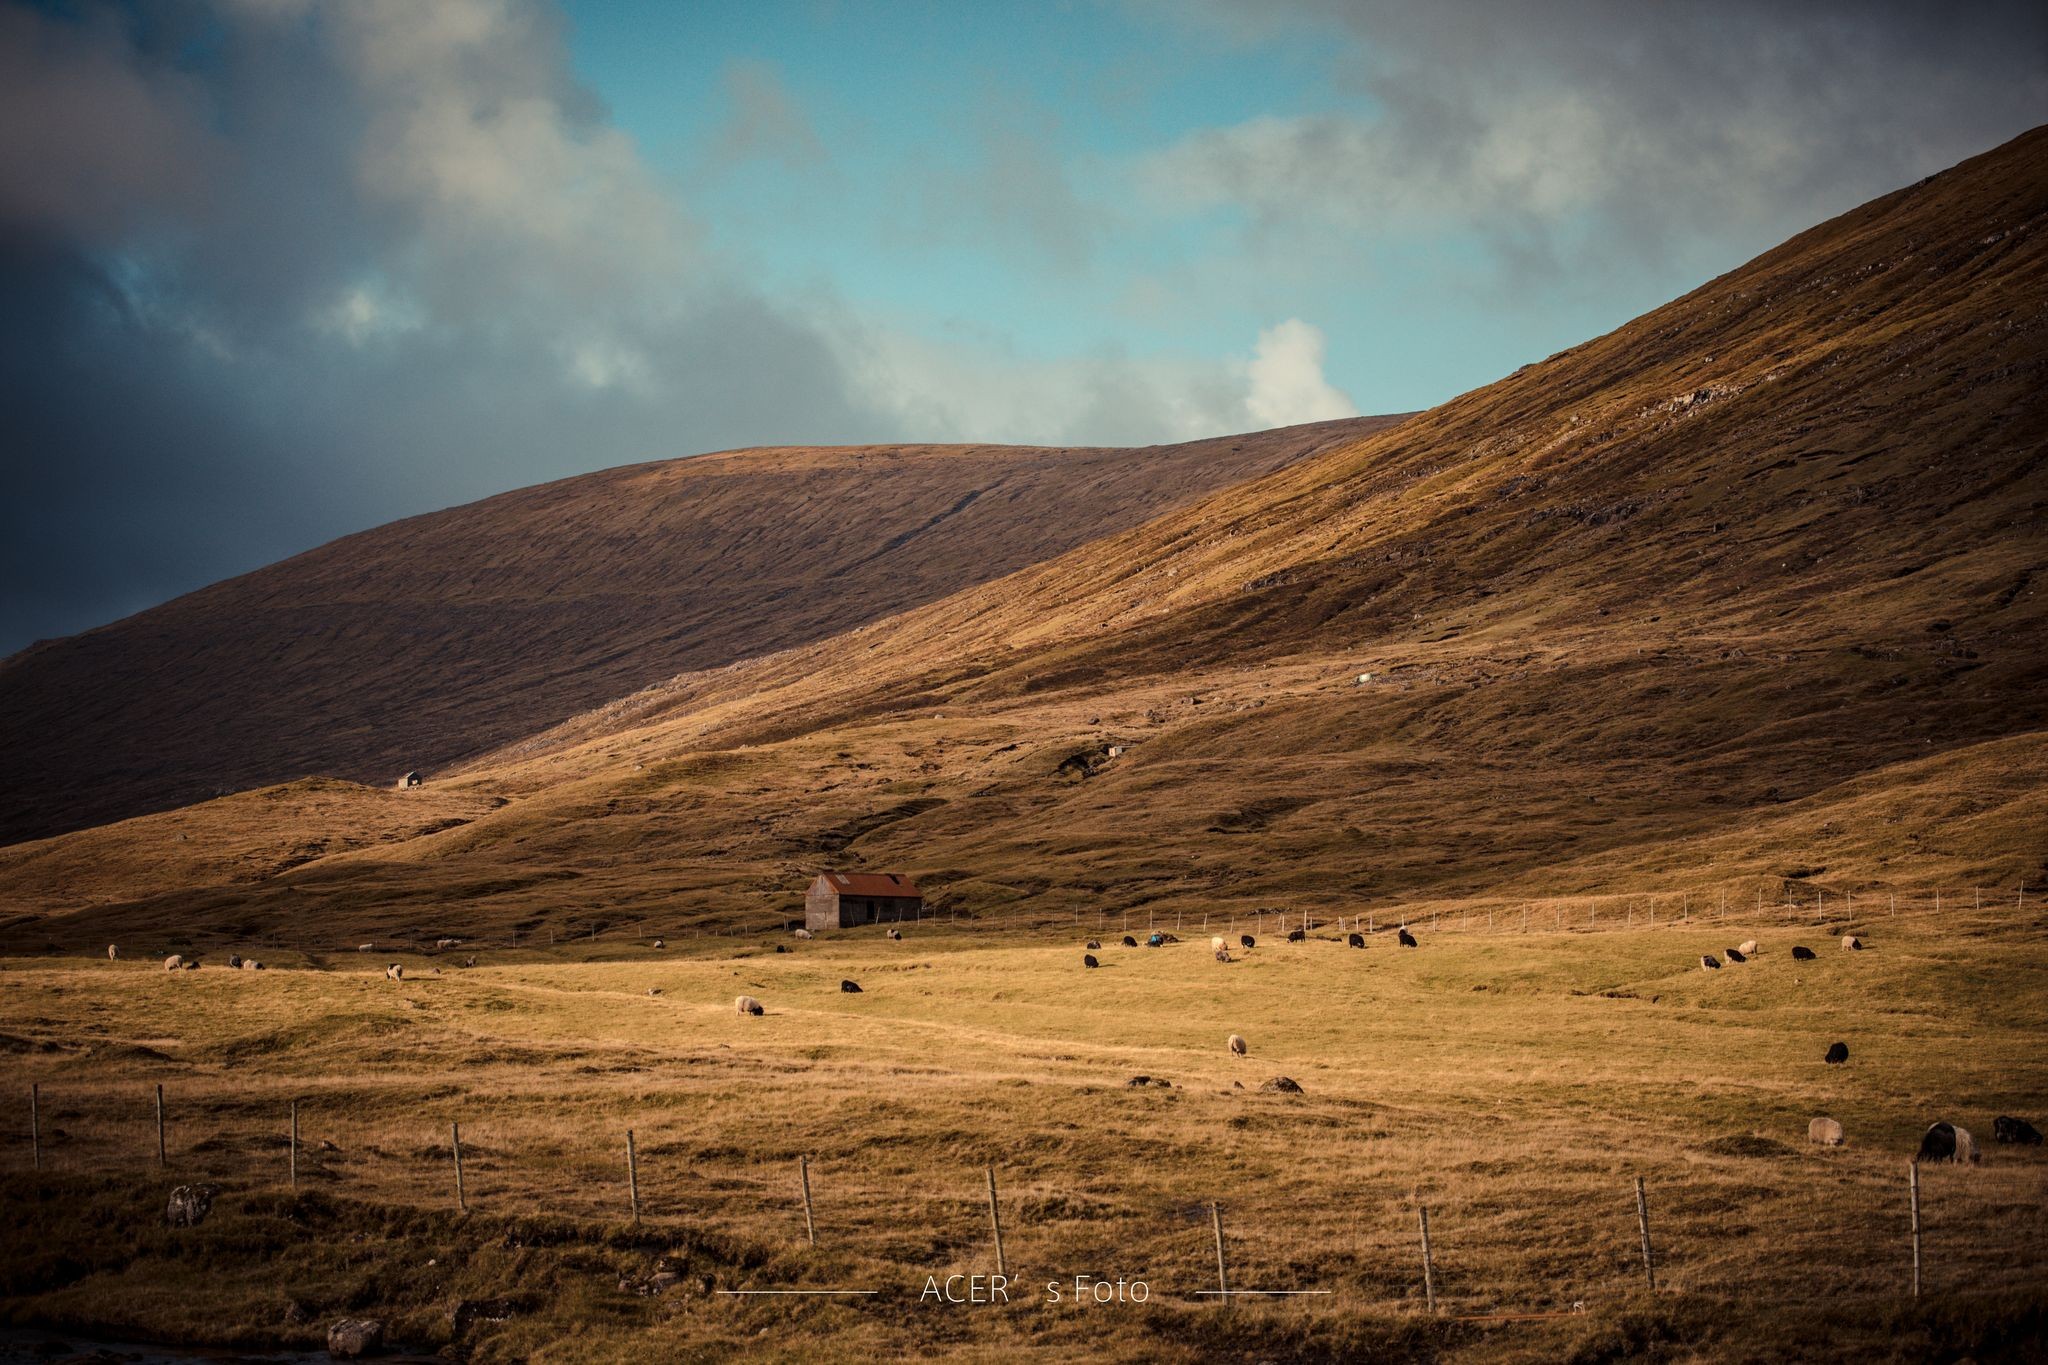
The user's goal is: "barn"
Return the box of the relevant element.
[806,872,923,930]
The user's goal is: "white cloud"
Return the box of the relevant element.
[1244,319,1357,427]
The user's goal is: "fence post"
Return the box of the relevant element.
[626,1129,641,1225]
[799,1155,817,1246]
[1909,1161,1922,1297]
[155,1084,166,1169]
[452,1121,467,1212]
[1635,1176,1655,1291]
[986,1166,1007,1278]
[1418,1205,1437,1313]
[290,1100,299,1188]
[1210,1202,1229,1306]
[30,1084,40,1172]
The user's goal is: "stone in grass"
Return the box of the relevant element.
[1259,1076,1304,1094]
[165,1183,218,1227]
[450,1297,517,1334]
[327,1318,385,1358]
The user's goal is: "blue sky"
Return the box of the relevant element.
[3,0,2044,651]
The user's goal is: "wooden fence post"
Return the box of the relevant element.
[799,1156,816,1246]
[290,1100,299,1188]
[155,1084,166,1169]
[626,1129,641,1225]
[1418,1205,1437,1313]
[1909,1161,1922,1297]
[1210,1202,1229,1306]
[452,1121,467,1212]
[30,1084,39,1173]
[986,1166,1007,1278]
[1635,1176,1655,1291]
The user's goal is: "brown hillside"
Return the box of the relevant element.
[4,128,2046,944]
[0,418,1399,845]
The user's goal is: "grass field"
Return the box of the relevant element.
[3,899,2045,1362]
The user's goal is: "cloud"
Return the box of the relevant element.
[1141,0,2048,276]
[712,59,827,170]
[1245,319,1355,427]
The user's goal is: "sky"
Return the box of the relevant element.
[2,1,2044,654]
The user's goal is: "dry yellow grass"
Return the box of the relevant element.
[3,902,2044,1361]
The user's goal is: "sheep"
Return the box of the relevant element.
[1286,929,1306,943]
[1809,1117,1845,1146]
[1841,935,1863,951]
[357,943,374,953]
[1147,933,1164,947]
[1701,955,1721,970]
[1917,1121,1980,1164]
[241,959,263,971]
[841,979,863,993]
[1227,1034,1247,1057]
[1397,928,1418,948]
[793,928,814,940]
[1086,939,1101,950]
[107,945,118,961]
[1210,936,1226,953]
[735,995,764,1016]
[228,955,243,969]
[386,963,404,981]
[1824,1041,1849,1065]
[1993,1116,2043,1145]
[886,928,902,941]
[1738,939,1760,956]
[1083,954,1100,969]
[1347,932,1365,948]
[1724,947,1747,963]
[652,939,665,949]
[1240,934,1256,950]
[1122,935,1138,947]
[163,955,184,972]
[1213,947,1231,963]
[463,956,476,968]
[1791,945,1817,960]
[435,938,460,950]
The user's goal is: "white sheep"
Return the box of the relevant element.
[107,944,119,961]
[736,994,764,1016]
[1738,939,1760,956]
[163,954,184,972]
[793,928,815,940]
[1210,935,1226,953]
[241,959,264,971]
[386,963,404,981]
[1228,1033,1247,1057]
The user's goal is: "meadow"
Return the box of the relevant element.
[3,896,2045,1362]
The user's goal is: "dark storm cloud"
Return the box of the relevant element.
[0,0,890,654]
[1150,0,2048,276]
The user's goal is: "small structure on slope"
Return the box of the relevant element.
[804,871,923,930]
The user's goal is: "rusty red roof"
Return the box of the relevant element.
[815,871,922,898]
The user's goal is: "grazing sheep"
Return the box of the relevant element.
[1993,1116,2043,1145]
[1701,955,1722,970]
[1723,947,1747,964]
[1347,932,1365,948]
[163,955,184,972]
[1286,929,1306,943]
[1917,1121,1980,1165]
[793,929,814,940]
[1809,1117,1846,1146]
[357,944,374,953]
[1738,939,1760,956]
[647,988,662,997]
[1791,945,1817,960]
[241,960,263,971]
[841,979,863,993]
[1841,935,1863,951]
[1214,947,1231,963]
[1210,936,1226,953]
[736,995,764,1016]
[1227,1034,1247,1057]
[1147,933,1164,947]
[1240,934,1255,950]
[1824,1042,1849,1065]
[1397,928,1418,948]
[1259,1076,1303,1094]
[228,955,243,969]
[107,945,118,961]
[183,959,198,970]
[886,928,902,941]
[1122,935,1138,947]
[1086,939,1101,950]
[652,939,665,949]
[386,964,403,981]
[463,956,476,968]
[774,944,790,954]
[435,938,460,950]
[1083,954,1099,969]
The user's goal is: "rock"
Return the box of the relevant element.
[165,1183,218,1227]
[327,1317,385,1358]
[449,1297,516,1334]
[1791,945,1816,960]
[1808,1117,1845,1146]
[1841,935,1863,951]
[840,979,862,993]
[1993,1115,2043,1145]
[1824,1041,1849,1065]
[1260,1076,1304,1094]
[645,1271,683,1296]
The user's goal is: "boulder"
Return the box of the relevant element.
[1808,1117,1845,1146]
[1993,1115,2044,1145]
[327,1318,385,1358]
[165,1183,218,1227]
[1260,1076,1304,1094]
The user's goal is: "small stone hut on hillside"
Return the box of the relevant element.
[805,872,922,930]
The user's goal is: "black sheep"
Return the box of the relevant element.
[1085,939,1101,950]
[1824,1041,1849,1065]
[1347,932,1365,948]
[1994,1116,2044,1145]
[1397,927,1418,948]
[1724,947,1747,963]
[1791,945,1816,960]
[1083,954,1099,969]
[1286,928,1306,942]
[840,979,862,994]
[1240,934,1255,950]
[1122,935,1138,948]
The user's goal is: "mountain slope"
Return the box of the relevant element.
[0,417,1402,845]
[4,127,2046,943]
